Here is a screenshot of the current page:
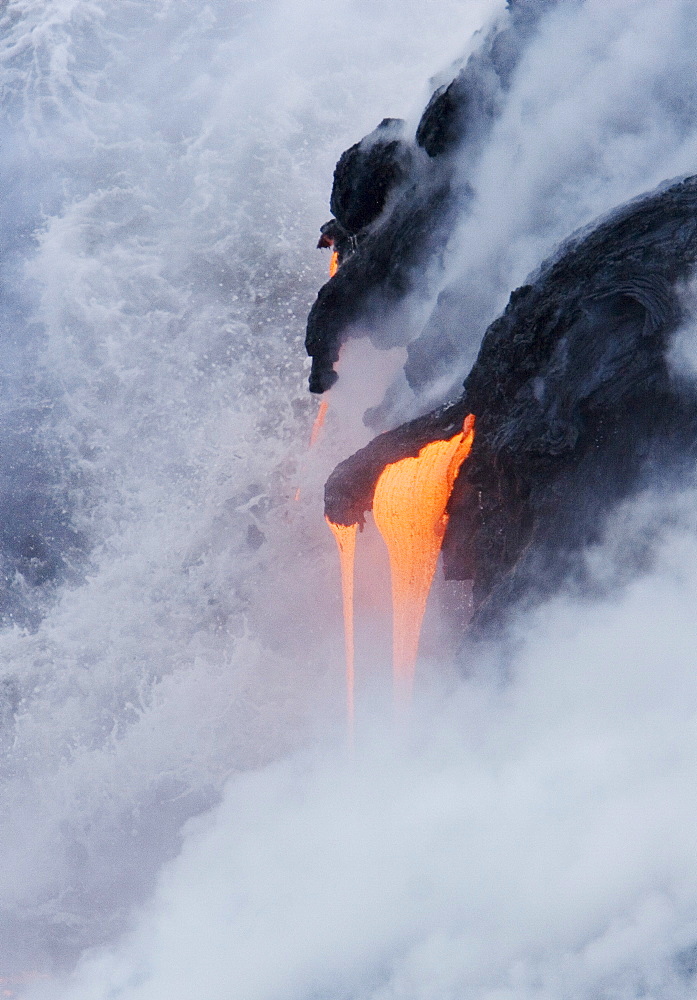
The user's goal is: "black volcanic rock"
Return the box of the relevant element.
[324,176,697,634]
[330,119,412,236]
[306,180,456,393]
[305,0,561,395]
[415,75,472,158]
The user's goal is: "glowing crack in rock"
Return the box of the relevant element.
[325,517,357,737]
[373,414,475,705]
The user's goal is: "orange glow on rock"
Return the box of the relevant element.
[309,398,329,448]
[373,414,475,704]
[325,516,357,737]
[329,250,340,278]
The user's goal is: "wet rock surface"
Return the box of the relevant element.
[323,176,697,634]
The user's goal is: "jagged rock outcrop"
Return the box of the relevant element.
[330,118,412,238]
[324,176,697,634]
[305,0,561,395]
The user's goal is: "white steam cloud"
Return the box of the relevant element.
[1,0,697,998]
[417,0,697,406]
[33,487,697,1000]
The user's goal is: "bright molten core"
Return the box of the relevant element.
[373,414,475,704]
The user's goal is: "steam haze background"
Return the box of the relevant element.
[0,0,695,996]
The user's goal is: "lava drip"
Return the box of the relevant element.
[294,400,330,503]
[310,398,329,448]
[373,414,475,704]
[325,517,358,736]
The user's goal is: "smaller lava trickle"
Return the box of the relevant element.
[325,518,357,738]
[309,398,329,448]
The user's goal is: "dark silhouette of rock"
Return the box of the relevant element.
[330,118,412,236]
[306,0,561,395]
[324,176,697,634]
[415,76,473,159]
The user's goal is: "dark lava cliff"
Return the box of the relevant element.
[306,0,697,636]
[321,175,697,635]
[306,0,562,398]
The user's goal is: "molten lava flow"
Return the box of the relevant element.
[372,414,475,704]
[329,249,340,277]
[325,516,357,736]
[309,398,329,448]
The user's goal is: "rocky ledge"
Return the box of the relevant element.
[322,176,697,634]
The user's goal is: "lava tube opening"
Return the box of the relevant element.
[325,516,358,737]
[372,414,475,705]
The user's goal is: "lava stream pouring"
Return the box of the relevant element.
[373,414,475,705]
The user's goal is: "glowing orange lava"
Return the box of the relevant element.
[329,250,340,278]
[309,398,329,448]
[325,516,357,737]
[373,414,475,704]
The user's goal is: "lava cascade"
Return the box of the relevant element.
[373,414,475,703]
